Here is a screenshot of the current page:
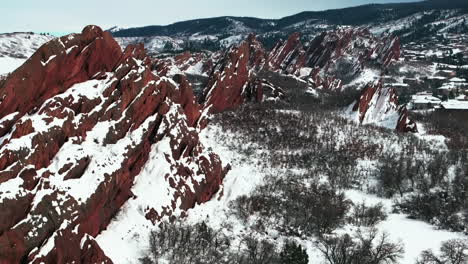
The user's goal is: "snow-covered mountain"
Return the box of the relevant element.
[111,0,468,54]
[0,1,467,263]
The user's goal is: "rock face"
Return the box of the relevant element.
[159,30,411,133]
[201,34,267,113]
[266,32,305,75]
[266,28,401,90]
[0,26,122,120]
[0,26,227,263]
[347,81,417,132]
[193,30,410,133]
[263,29,412,132]
[152,51,215,77]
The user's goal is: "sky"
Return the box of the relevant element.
[1,0,421,34]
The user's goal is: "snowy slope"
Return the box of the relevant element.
[0,32,54,58]
[92,107,461,264]
[345,190,465,264]
[0,32,54,75]
[115,36,185,53]
[178,124,465,264]
[0,57,26,75]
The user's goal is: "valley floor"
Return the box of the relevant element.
[188,124,465,264]
[96,104,467,264]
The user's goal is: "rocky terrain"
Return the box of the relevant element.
[0,26,228,263]
[0,0,467,263]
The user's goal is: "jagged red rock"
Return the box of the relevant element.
[201,34,266,113]
[0,26,122,126]
[153,51,215,77]
[0,26,227,263]
[266,28,401,90]
[350,81,417,132]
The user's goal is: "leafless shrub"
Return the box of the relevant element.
[317,229,404,264]
[348,202,388,227]
[416,239,468,264]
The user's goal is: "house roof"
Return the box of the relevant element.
[411,93,441,104]
[441,100,468,110]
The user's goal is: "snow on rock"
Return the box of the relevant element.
[201,34,267,113]
[153,51,214,78]
[346,80,417,132]
[0,25,227,263]
[266,32,305,75]
[0,25,123,120]
[265,28,401,90]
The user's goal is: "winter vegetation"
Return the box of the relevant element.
[137,95,467,263]
[1,1,468,263]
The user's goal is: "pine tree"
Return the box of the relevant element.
[280,241,309,264]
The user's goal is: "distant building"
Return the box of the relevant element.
[435,70,456,78]
[439,100,468,112]
[410,92,442,110]
[437,78,468,96]
[450,77,467,82]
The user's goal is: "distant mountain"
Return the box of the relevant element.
[111,0,468,53]
[0,2,467,259]
[112,0,468,38]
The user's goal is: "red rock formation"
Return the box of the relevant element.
[349,80,417,132]
[0,26,122,127]
[242,78,286,103]
[153,51,216,77]
[308,67,343,91]
[0,26,227,263]
[372,35,401,67]
[201,34,266,112]
[266,28,401,90]
[266,32,306,74]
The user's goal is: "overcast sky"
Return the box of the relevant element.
[1,0,421,34]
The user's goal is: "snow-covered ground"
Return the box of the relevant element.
[95,124,268,263]
[177,124,466,264]
[0,32,54,75]
[96,138,175,263]
[186,126,268,225]
[96,112,466,264]
[0,57,25,75]
[0,32,53,58]
[345,190,465,264]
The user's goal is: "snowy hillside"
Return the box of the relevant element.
[111,0,468,54]
[0,57,26,75]
[0,32,54,75]
[0,32,54,58]
[128,104,466,264]
[0,1,467,263]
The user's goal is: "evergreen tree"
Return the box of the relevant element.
[163,41,174,53]
[280,241,309,264]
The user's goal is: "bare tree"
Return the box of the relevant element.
[417,239,468,264]
[317,229,404,264]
